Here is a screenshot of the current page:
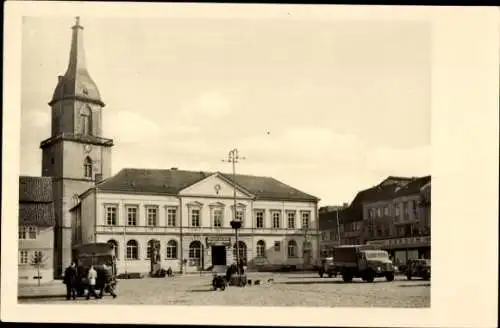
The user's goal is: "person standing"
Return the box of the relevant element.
[86,265,99,300]
[99,263,117,299]
[63,262,77,300]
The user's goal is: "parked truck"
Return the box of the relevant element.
[333,244,395,283]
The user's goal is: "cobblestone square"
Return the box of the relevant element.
[19,272,430,308]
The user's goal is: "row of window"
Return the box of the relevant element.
[107,238,311,261]
[18,250,44,265]
[104,205,312,229]
[19,226,37,240]
[367,200,420,220]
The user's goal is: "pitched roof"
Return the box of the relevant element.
[19,176,55,226]
[319,208,347,230]
[95,168,319,202]
[19,176,54,202]
[340,175,431,223]
[19,203,55,226]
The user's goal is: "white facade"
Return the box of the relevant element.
[73,173,319,273]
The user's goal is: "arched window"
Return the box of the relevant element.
[166,240,178,259]
[188,241,202,266]
[256,240,266,258]
[287,240,297,258]
[232,241,247,265]
[146,239,160,260]
[126,240,138,260]
[84,157,92,178]
[80,106,92,136]
[107,239,118,260]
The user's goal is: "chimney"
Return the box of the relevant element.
[58,75,64,82]
[171,167,178,171]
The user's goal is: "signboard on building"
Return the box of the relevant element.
[366,236,430,249]
[206,236,232,247]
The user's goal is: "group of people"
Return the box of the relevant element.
[63,262,117,300]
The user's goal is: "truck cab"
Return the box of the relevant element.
[333,245,395,283]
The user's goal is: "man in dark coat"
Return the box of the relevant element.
[63,262,77,300]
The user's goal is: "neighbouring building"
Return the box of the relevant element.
[19,176,56,284]
[70,168,320,273]
[318,204,348,257]
[318,175,431,261]
[363,176,431,264]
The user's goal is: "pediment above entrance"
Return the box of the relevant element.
[179,173,253,199]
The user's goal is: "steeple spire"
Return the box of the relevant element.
[49,17,104,107]
[65,16,87,77]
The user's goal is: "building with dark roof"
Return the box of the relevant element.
[363,175,431,263]
[18,176,56,284]
[72,168,320,273]
[318,175,431,259]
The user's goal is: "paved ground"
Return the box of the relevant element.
[18,272,430,308]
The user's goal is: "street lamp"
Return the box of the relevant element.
[222,148,245,280]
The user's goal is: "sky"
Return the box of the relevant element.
[21,17,431,206]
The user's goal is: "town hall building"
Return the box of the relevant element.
[26,18,320,277]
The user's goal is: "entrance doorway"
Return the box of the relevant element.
[211,245,227,266]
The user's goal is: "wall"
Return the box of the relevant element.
[18,226,54,284]
[84,191,319,273]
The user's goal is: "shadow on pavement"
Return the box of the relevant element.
[188,289,216,293]
[287,275,326,279]
[398,283,431,288]
[277,280,394,285]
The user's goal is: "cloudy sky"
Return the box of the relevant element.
[21,16,431,205]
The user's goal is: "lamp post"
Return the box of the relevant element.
[222,148,245,280]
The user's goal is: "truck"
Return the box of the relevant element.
[72,243,118,296]
[333,244,395,283]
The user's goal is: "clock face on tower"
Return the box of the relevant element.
[84,145,92,153]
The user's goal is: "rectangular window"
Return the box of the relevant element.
[126,206,138,226]
[235,210,244,226]
[376,208,382,217]
[384,206,390,216]
[19,250,28,264]
[213,209,223,227]
[255,211,264,228]
[167,208,177,227]
[329,230,335,240]
[28,226,37,239]
[395,203,401,218]
[191,209,200,227]
[274,241,281,251]
[272,211,281,228]
[403,202,409,220]
[19,226,26,240]
[32,250,44,265]
[301,211,310,229]
[105,205,117,225]
[287,212,296,229]
[412,200,418,216]
[146,207,158,226]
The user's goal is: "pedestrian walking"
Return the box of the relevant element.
[86,264,99,300]
[99,263,117,299]
[63,262,77,300]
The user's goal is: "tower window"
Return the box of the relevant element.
[80,106,92,136]
[84,156,93,178]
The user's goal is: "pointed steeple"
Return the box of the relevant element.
[49,17,104,107]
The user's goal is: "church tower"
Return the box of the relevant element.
[40,17,114,276]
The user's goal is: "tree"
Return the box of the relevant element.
[30,251,47,286]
